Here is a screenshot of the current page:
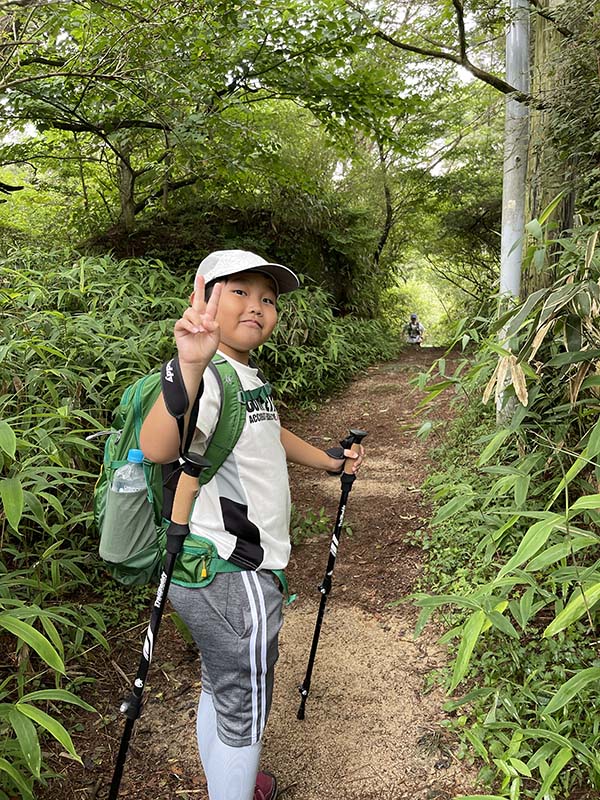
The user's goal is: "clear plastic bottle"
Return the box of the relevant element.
[112,448,146,493]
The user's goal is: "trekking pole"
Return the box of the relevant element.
[108,452,210,800]
[297,428,368,721]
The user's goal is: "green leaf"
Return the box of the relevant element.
[486,610,519,638]
[568,493,600,512]
[450,609,486,692]
[23,491,45,526]
[453,796,506,800]
[509,776,520,800]
[538,191,567,224]
[543,667,600,715]
[550,448,591,504]
[565,314,582,352]
[588,417,600,458]
[501,287,548,338]
[414,605,434,638]
[508,757,531,777]
[0,756,34,799]
[463,729,489,763]
[15,704,81,762]
[39,617,64,659]
[528,535,598,571]
[514,474,530,508]
[20,688,95,713]
[543,582,600,637]
[0,476,24,531]
[526,219,544,241]
[499,515,561,577]
[547,348,600,366]
[0,421,16,458]
[534,747,572,800]
[477,428,512,467]
[432,493,474,525]
[40,539,65,559]
[416,421,433,440]
[533,247,546,272]
[8,708,41,778]
[0,614,65,674]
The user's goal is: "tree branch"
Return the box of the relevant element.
[133,173,198,214]
[344,0,533,104]
[0,180,24,195]
[528,0,573,37]
[373,27,531,103]
[453,0,467,63]
[19,56,67,66]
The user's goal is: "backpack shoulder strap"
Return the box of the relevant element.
[198,355,246,485]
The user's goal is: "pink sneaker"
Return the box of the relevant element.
[255,770,278,800]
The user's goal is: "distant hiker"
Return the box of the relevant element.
[140,250,365,800]
[405,312,424,346]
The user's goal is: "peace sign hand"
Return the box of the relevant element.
[174,276,222,367]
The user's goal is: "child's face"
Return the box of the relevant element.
[214,271,278,362]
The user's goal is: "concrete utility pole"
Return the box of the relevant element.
[499,0,530,301]
[497,0,530,423]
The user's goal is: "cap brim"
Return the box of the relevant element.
[249,263,299,294]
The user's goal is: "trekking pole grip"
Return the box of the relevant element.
[342,428,368,475]
[171,452,211,524]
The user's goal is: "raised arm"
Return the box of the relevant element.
[280,427,364,474]
[140,277,222,463]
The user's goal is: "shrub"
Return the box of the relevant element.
[412,227,600,800]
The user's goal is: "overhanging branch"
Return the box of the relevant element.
[373,28,531,103]
[134,174,199,214]
[528,0,573,37]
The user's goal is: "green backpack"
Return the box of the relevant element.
[94,355,247,586]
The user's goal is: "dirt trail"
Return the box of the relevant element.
[46,347,479,800]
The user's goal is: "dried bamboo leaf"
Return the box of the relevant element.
[482,358,500,405]
[585,231,599,271]
[592,363,600,399]
[528,318,555,363]
[570,361,591,405]
[509,356,529,406]
[494,356,511,405]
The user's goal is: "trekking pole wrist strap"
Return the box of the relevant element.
[161,356,204,453]
[325,446,345,476]
[161,356,190,418]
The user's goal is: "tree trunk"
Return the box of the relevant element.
[373,139,393,266]
[118,146,136,232]
[523,0,574,296]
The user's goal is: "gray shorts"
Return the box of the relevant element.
[168,570,284,747]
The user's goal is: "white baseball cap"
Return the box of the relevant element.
[195,249,299,295]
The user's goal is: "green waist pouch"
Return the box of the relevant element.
[171,533,290,599]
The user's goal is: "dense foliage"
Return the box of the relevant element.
[0,0,505,322]
[414,228,600,799]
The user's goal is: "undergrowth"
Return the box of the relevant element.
[411,227,600,800]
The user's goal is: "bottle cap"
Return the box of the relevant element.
[127,448,144,463]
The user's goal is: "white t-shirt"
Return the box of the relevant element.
[188,351,291,570]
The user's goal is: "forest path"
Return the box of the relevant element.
[48,346,479,800]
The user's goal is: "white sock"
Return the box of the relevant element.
[196,690,261,800]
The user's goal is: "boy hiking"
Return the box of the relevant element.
[139,250,364,800]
